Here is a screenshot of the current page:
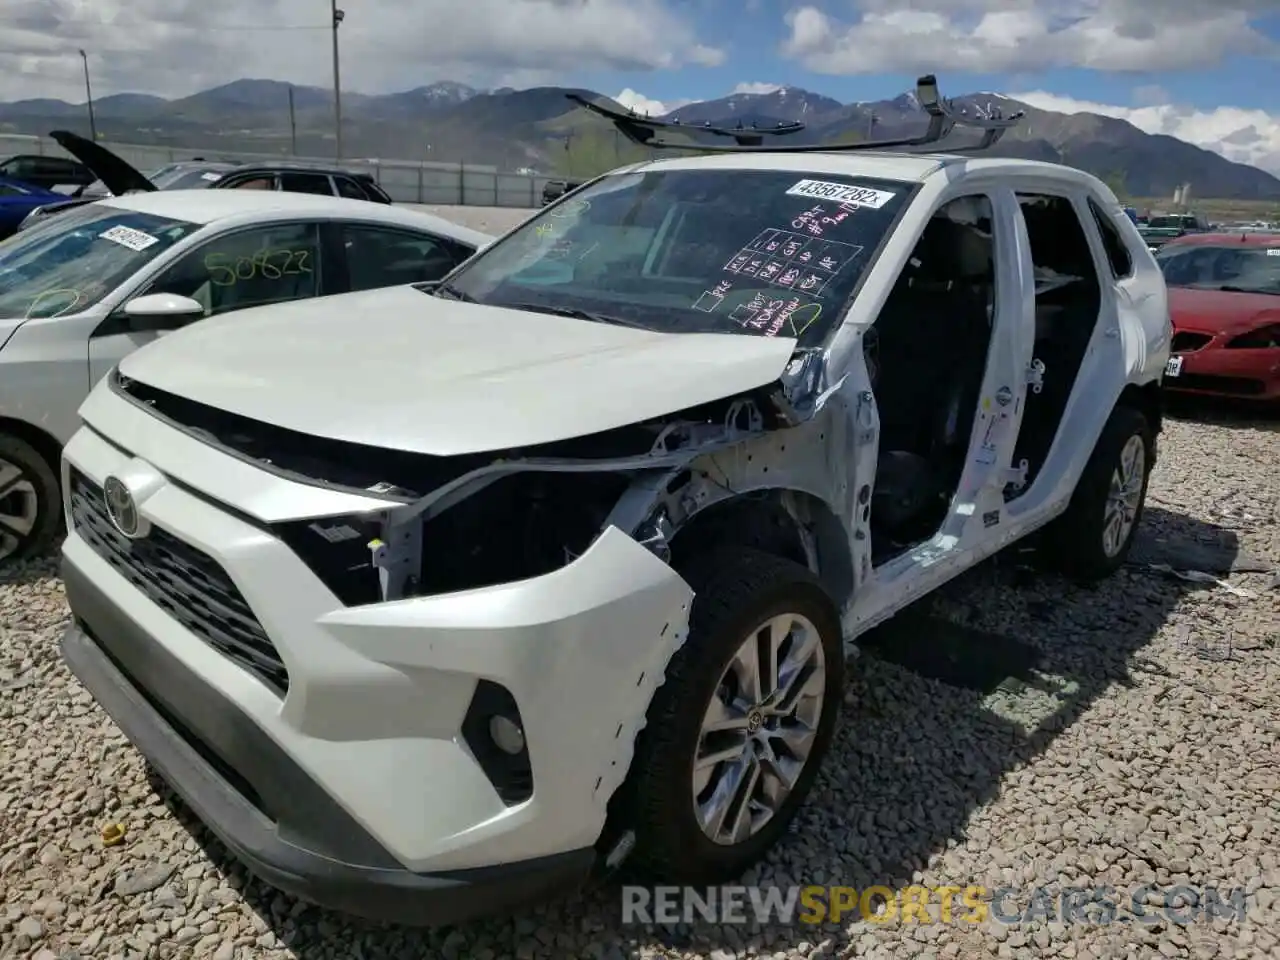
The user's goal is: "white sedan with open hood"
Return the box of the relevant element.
[56,77,1169,925]
[0,189,489,565]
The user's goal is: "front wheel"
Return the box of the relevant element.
[623,550,845,885]
[1039,405,1153,581]
[0,434,62,567]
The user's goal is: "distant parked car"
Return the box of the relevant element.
[17,131,395,231]
[1138,213,1210,252]
[0,153,95,192]
[0,176,70,240]
[1156,232,1280,402]
[0,189,491,564]
[541,179,583,205]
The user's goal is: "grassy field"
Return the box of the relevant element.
[1127,196,1280,222]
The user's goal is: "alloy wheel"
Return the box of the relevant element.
[0,457,40,562]
[1102,434,1145,558]
[692,613,827,846]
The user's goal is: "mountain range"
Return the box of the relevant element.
[1,79,1276,201]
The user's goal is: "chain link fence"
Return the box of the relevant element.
[0,133,554,208]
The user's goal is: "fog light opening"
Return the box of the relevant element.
[489,714,526,755]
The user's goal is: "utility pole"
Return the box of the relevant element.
[287,85,298,155]
[331,2,345,159]
[79,49,97,141]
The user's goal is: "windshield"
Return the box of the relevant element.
[439,168,913,346]
[152,166,232,190]
[1156,244,1280,295]
[0,204,201,319]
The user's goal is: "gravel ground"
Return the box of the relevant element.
[1,394,1277,955]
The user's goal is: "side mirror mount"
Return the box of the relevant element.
[121,292,206,331]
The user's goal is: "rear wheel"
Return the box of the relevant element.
[0,434,61,566]
[1039,405,1153,581]
[624,550,844,884]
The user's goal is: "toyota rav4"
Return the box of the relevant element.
[57,77,1170,926]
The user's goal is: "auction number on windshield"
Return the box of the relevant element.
[204,249,313,286]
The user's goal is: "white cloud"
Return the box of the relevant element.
[1012,90,1280,176]
[613,89,670,116]
[732,82,784,95]
[0,0,724,100]
[612,89,698,116]
[782,1,1276,74]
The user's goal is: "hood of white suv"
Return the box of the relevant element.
[116,285,799,456]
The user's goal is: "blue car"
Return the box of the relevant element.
[0,176,67,240]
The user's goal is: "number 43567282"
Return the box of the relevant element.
[204,249,313,286]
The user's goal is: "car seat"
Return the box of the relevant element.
[870,217,994,538]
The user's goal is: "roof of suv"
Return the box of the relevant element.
[223,161,378,178]
[630,150,1111,192]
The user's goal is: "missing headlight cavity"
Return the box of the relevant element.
[414,471,633,596]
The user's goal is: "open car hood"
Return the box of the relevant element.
[49,130,155,196]
[116,285,799,457]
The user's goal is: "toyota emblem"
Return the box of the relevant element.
[103,476,141,538]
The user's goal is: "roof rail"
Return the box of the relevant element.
[565,74,1024,154]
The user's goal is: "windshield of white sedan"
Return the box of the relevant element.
[0,204,200,319]
[152,165,234,190]
[437,169,912,345]
[1156,244,1280,295]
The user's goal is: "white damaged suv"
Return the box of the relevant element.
[58,80,1170,925]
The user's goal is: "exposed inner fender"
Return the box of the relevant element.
[366,350,848,604]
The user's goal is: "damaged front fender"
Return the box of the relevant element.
[365,357,846,604]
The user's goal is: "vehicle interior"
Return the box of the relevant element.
[1009,194,1103,492]
[865,196,996,564]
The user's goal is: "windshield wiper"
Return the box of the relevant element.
[503,301,652,330]
[431,282,477,302]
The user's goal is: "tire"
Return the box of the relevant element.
[1039,404,1153,582]
[623,549,845,885]
[0,433,62,566]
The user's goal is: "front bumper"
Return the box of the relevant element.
[60,563,595,925]
[59,396,694,922]
[1165,339,1280,400]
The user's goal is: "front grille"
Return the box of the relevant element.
[68,468,289,694]
[1168,373,1266,396]
[1171,331,1213,353]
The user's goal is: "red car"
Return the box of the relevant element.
[1155,232,1280,402]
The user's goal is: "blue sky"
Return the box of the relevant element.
[6,0,1279,173]
[571,3,1280,117]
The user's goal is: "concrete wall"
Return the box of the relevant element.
[0,133,552,208]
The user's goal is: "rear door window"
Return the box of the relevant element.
[341,224,473,290]
[280,172,336,196]
[334,177,370,200]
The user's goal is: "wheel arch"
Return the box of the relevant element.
[0,416,64,479]
[667,487,855,613]
[1115,379,1163,456]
